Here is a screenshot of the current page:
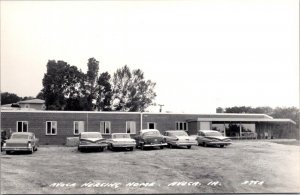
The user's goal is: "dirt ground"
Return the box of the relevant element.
[1,140,300,194]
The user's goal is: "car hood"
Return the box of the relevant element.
[205,136,230,140]
[80,138,105,142]
[6,139,29,144]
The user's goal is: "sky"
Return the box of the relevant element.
[1,0,299,113]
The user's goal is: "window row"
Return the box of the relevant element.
[17,121,137,135]
[16,121,188,135]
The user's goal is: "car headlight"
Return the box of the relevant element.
[3,142,6,147]
[28,142,32,147]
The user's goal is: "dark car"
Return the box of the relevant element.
[77,132,107,152]
[135,129,167,150]
[196,130,232,148]
[2,132,39,154]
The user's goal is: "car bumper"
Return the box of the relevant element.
[208,142,232,146]
[143,143,167,147]
[2,147,32,152]
[170,141,198,146]
[112,143,136,148]
[78,143,107,149]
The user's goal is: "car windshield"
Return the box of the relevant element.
[112,134,130,139]
[80,133,102,139]
[143,131,160,136]
[169,131,188,136]
[11,134,30,139]
[204,131,222,136]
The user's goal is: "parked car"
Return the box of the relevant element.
[135,129,167,150]
[1,129,8,151]
[78,132,107,152]
[2,132,39,154]
[107,133,136,151]
[163,130,197,149]
[196,130,232,148]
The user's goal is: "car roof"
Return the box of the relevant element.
[140,129,159,133]
[198,130,219,133]
[165,130,186,133]
[80,132,101,134]
[12,132,34,135]
[111,133,129,135]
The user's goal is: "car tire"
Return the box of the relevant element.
[6,151,11,155]
[34,146,38,151]
[187,145,191,149]
[203,142,207,147]
[129,147,133,151]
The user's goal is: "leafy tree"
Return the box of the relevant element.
[112,65,156,111]
[1,92,21,105]
[96,72,112,111]
[271,107,299,127]
[42,60,85,110]
[84,58,99,111]
[36,91,45,100]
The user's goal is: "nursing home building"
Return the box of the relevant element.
[1,110,297,145]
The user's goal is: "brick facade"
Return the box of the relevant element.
[1,111,297,145]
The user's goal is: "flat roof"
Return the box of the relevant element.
[191,118,296,125]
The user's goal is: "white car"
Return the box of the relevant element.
[107,133,136,151]
[163,130,198,149]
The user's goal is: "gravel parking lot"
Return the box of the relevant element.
[1,140,300,194]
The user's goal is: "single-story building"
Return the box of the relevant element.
[0,110,298,145]
[18,99,46,110]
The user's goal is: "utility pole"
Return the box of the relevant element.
[158,104,164,113]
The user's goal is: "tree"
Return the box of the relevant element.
[1,92,21,105]
[42,60,85,110]
[112,65,156,111]
[96,72,112,111]
[84,58,99,111]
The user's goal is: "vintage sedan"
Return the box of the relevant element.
[107,133,136,151]
[196,130,232,148]
[77,132,107,152]
[2,132,39,154]
[163,130,197,149]
[135,129,167,150]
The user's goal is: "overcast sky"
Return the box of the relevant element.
[1,0,299,113]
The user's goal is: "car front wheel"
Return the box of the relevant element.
[187,145,191,149]
[203,142,207,147]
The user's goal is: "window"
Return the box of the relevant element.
[100,121,111,134]
[126,121,136,134]
[74,121,85,135]
[175,122,187,130]
[46,121,57,135]
[147,122,157,129]
[16,121,28,132]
